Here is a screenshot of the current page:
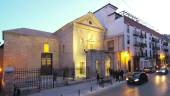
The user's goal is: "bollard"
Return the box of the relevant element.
[90,86,92,92]
[78,89,80,96]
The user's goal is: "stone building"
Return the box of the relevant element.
[0,3,170,93]
[3,28,59,70]
[53,12,110,78]
[1,12,114,91]
[2,28,59,91]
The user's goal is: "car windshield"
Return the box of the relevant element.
[133,73,140,78]
[160,68,166,70]
[144,67,152,69]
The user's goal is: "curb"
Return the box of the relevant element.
[84,81,126,96]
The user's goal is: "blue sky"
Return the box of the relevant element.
[1,0,170,42]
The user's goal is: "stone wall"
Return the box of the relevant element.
[54,24,74,68]
[2,32,59,93]
[3,32,59,69]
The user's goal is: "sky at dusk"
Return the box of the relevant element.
[1,0,170,42]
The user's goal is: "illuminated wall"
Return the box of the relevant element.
[3,32,59,69]
[73,12,105,78]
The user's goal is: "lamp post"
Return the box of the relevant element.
[121,51,130,71]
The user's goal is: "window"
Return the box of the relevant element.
[149,42,151,48]
[127,35,130,44]
[79,62,85,74]
[89,21,92,24]
[62,45,65,53]
[127,47,130,52]
[107,40,114,51]
[44,42,49,53]
[127,40,130,44]
[134,28,136,32]
[96,60,99,73]
[87,33,95,49]
[145,50,147,57]
[127,25,130,33]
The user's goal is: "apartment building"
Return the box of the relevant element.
[94,3,170,72]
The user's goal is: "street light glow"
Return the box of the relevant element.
[160,53,165,60]
[121,51,130,61]
[120,51,130,70]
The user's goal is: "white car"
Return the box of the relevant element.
[156,67,169,75]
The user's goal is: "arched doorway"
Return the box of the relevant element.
[96,60,100,73]
[105,56,111,77]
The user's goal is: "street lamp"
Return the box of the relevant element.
[121,51,130,71]
[160,52,165,67]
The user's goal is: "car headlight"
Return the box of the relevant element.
[126,77,129,80]
[134,79,139,82]
[156,70,159,72]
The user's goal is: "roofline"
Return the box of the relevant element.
[3,31,56,39]
[3,28,51,34]
[94,3,118,13]
[124,16,162,37]
[108,12,122,17]
[3,28,56,39]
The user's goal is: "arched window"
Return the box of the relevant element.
[44,42,49,53]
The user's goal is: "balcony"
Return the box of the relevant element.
[152,38,159,43]
[139,33,145,38]
[133,32,140,36]
[134,52,145,58]
[163,42,168,46]
[152,46,160,50]
[164,49,169,52]
[140,43,147,48]
[134,42,147,48]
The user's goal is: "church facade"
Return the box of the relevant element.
[1,12,117,91]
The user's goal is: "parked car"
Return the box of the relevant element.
[143,67,155,73]
[126,72,148,85]
[156,67,169,75]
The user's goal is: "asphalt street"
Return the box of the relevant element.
[88,71,170,96]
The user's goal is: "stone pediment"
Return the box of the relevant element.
[74,12,105,31]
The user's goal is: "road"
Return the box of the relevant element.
[88,72,170,96]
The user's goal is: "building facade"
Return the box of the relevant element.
[94,4,170,72]
[0,3,170,92]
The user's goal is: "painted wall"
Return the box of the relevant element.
[94,6,118,38]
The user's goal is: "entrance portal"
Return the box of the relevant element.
[41,53,53,75]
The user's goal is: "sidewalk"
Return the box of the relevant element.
[29,79,125,96]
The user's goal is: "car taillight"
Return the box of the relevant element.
[0,68,2,73]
